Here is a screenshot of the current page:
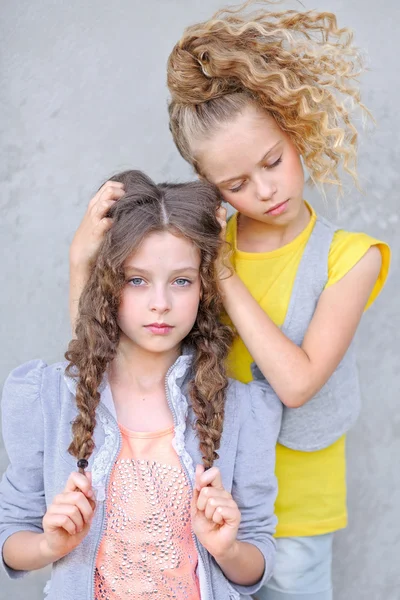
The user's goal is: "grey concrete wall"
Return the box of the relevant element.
[0,1,398,598]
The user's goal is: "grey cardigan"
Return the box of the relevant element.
[269,214,361,451]
[0,354,282,599]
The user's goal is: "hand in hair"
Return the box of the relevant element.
[215,206,233,280]
[40,471,95,562]
[69,180,125,330]
[70,180,125,267]
[191,464,240,561]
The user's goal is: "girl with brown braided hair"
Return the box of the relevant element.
[0,170,281,599]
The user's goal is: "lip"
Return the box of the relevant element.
[144,323,174,335]
[265,199,289,215]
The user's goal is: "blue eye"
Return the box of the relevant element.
[129,277,145,286]
[174,278,191,287]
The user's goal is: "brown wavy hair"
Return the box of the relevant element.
[168,0,370,193]
[65,170,233,469]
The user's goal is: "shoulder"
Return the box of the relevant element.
[2,359,47,405]
[2,359,67,418]
[326,228,390,310]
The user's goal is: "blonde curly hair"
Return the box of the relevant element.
[167,0,370,193]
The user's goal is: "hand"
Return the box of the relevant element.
[69,181,125,270]
[41,471,96,562]
[216,206,233,280]
[191,465,241,561]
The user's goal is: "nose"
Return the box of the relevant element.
[254,172,277,201]
[148,284,171,315]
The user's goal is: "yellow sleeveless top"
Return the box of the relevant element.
[225,205,390,537]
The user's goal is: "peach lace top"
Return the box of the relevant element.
[94,424,200,600]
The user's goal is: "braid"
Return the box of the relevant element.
[187,252,233,469]
[65,258,123,461]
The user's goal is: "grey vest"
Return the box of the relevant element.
[252,215,361,451]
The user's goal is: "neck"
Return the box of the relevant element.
[237,201,311,252]
[109,338,181,392]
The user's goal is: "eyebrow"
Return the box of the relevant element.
[217,140,283,186]
[125,266,199,277]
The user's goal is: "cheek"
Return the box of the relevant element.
[220,190,248,212]
[285,151,304,187]
[117,289,140,329]
[179,285,201,325]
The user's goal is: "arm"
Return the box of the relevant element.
[213,541,264,587]
[0,361,47,578]
[219,246,382,407]
[69,181,125,331]
[2,531,53,571]
[192,382,282,592]
[3,472,95,572]
[0,362,94,575]
[192,466,264,587]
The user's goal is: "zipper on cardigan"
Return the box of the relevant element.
[89,404,122,600]
[88,359,213,600]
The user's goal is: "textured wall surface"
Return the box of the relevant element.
[0,1,399,598]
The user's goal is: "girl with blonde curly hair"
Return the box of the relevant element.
[165,2,390,599]
[0,170,282,599]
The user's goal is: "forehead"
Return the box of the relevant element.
[196,105,283,182]
[125,231,201,269]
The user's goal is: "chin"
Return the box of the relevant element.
[143,341,179,354]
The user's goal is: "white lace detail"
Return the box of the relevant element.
[168,355,196,484]
[43,579,51,597]
[91,408,119,501]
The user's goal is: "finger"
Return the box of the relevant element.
[92,194,123,219]
[95,217,113,234]
[64,472,94,498]
[46,505,84,534]
[100,180,125,190]
[88,183,124,210]
[96,185,125,207]
[216,206,227,221]
[48,503,85,532]
[53,492,94,523]
[216,206,227,229]
[211,504,240,527]
[197,487,232,512]
[204,497,235,521]
[191,486,200,521]
[45,513,80,536]
[195,464,205,491]
[197,466,224,490]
